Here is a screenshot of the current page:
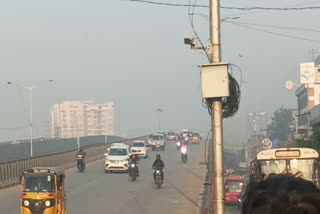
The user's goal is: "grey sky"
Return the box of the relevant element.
[0,0,319,144]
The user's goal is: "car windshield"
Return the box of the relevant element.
[23,174,55,193]
[109,148,128,156]
[168,132,175,135]
[225,181,242,192]
[152,135,163,140]
[132,142,144,147]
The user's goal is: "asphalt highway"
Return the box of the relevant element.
[0,142,207,214]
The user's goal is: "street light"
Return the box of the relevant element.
[156,108,163,131]
[8,80,53,157]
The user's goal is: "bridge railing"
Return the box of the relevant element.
[0,136,148,190]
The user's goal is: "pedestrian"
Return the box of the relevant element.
[241,174,320,214]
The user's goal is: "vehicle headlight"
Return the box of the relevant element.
[156,170,160,174]
[131,164,136,168]
[181,148,187,154]
[45,200,51,207]
[23,200,30,207]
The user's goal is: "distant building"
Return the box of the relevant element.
[51,101,114,139]
[248,112,268,137]
[295,59,320,139]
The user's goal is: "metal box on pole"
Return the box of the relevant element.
[200,63,230,98]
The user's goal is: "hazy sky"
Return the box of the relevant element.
[0,0,319,144]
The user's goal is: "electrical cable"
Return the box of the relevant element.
[0,124,30,131]
[205,73,241,118]
[228,21,320,33]
[223,0,320,17]
[204,129,212,169]
[187,0,210,62]
[225,21,320,43]
[124,0,320,10]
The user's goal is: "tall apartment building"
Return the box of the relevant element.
[51,101,114,139]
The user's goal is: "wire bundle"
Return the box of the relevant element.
[203,72,241,118]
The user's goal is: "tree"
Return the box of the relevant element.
[296,124,320,152]
[267,107,294,142]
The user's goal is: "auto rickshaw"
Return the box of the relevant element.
[21,167,68,214]
[192,135,200,144]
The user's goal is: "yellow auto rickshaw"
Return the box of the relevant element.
[21,167,68,214]
[192,135,200,144]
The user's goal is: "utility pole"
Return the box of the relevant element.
[156,108,163,131]
[209,0,224,213]
[28,87,33,157]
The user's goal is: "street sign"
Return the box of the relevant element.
[262,138,272,150]
[300,63,315,84]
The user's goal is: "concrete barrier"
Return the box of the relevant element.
[0,136,147,190]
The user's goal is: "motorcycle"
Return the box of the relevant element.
[181,146,188,163]
[129,163,138,182]
[176,141,182,151]
[154,168,163,189]
[77,154,85,172]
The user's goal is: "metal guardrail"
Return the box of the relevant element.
[0,136,148,190]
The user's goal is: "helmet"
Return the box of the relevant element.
[156,154,161,160]
[132,154,136,159]
[79,148,83,152]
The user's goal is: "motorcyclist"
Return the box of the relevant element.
[180,141,188,161]
[129,153,140,176]
[152,154,165,181]
[76,148,86,170]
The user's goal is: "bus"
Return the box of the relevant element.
[250,148,320,187]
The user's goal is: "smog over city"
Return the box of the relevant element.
[1,1,320,214]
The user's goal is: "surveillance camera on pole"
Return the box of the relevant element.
[184,36,196,49]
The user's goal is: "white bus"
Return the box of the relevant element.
[250,148,320,187]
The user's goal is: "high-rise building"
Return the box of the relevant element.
[51,101,114,138]
[248,112,268,137]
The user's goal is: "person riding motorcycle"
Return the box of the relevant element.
[152,154,165,181]
[129,153,140,176]
[77,148,86,159]
[76,148,86,170]
[181,142,188,154]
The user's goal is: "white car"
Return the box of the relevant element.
[131,141,148,158]
[105,143,130,173]
[150,134,166,151]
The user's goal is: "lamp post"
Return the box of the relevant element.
[8,80,53,157]
[60,108,95,150]
[156,108,163,131]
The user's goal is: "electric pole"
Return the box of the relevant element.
[28,87,33,157]
[209,0,225,213]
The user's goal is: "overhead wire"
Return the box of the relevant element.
[225,21,320,43]
[187,0,210,62]
[124,0,320,10]
[223,0,320,17]
[0,124,30,131]
[229,21,320,33]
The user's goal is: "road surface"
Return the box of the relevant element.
[0,142,207,214]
